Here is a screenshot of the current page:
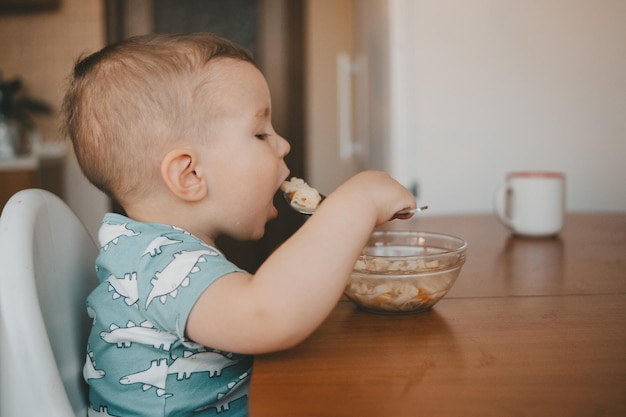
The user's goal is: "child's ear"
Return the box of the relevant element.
[160,149,207,202]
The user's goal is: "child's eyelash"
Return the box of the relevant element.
[255,133,269,140]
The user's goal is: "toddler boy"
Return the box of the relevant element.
[62,32,415,416]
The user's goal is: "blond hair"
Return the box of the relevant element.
[62,32,256,205]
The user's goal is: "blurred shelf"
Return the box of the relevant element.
[0,143,67,210]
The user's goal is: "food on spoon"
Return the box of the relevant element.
[280,177,322,212]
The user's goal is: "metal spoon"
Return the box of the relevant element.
[390,205,429,219]
[283,192,428,219]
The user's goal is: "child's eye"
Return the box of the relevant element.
[255,133,269,140]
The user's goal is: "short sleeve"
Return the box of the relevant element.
[134,229,244,340]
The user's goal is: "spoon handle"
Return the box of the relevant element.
[392,205,429,220]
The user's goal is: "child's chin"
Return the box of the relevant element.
[249,229,266,241]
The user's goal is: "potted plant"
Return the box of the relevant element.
[0,71,52,159]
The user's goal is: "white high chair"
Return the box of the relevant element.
[0,189,99,417]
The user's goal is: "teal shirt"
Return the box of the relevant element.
[85,213,251,416]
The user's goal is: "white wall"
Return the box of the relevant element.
[387,0,626,213]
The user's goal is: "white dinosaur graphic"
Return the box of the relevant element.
[146,249,219,308]
[100,320,178,351]
[119,358,171,397]
[83,350,105,381]
[99,222,140,250]
[87,305,97,324]
[171,225,191,235]
[195,371,250,414]
[168,350,241,380]
[181,337,205,350]
[143,236,182,257]
[106,272,139,307]
[88,405,120,417]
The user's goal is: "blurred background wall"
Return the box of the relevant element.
[306,0,626,214]
[1,0,624,244]
[0,0,109,238]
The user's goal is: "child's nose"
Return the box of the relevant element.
[276,135,291,158]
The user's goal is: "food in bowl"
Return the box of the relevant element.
[345,231,467,314]
[280,177,322,212]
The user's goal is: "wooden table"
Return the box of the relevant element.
[249,213,626,417]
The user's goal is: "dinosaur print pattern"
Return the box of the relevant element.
[143,236,182,257]
[106,272,139,307]
[84,349,105,381]
[100,320,178,351]
[169,350,241,380]
[88,405,120,417]
[194,372,251,414]
[146,249,219,308]
[119,358,171,398]
[85,213,251,416]
[98,222,140,251]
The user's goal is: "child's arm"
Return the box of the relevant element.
[186,171,416,354]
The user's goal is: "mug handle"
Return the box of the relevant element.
[494,183,513,229]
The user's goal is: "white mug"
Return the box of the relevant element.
[494,171,565,237]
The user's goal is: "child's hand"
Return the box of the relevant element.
[324,171,417,226]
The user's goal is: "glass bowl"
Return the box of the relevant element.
[345,231,467,314]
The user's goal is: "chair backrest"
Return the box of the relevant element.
[0,189,99,417]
